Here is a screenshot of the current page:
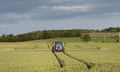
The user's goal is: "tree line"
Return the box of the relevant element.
[0,29,93,42]
[101,27,120,32]
[0,27,120,42]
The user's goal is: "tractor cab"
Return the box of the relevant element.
[52,41,65,52]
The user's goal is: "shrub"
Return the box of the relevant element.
[81,34,91,42]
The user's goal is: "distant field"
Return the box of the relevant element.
[88,32,118,37]
[0,38,120,72]
[48,37,117,42]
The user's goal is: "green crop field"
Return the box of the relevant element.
[0,38,120,72]
[48,37,117,43]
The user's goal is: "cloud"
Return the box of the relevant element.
[106,12,120,15]
[24,5,92,20]
[40,5,91,12]
[0,0,120,34]
[52,5,91,12]
[2,12,31,20]
[0,24,8,28]
[0,0,120,22]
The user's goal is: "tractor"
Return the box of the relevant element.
[52,40,65,52]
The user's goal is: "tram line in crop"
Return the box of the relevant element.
[63,52,94,69]
[48,43,94,69]
[52,51,94,69]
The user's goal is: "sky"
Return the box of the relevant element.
[0,0,120,34]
